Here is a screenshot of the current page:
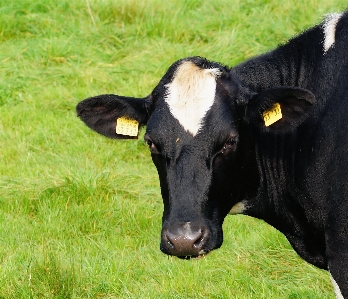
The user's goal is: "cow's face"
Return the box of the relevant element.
[143,59,253,257]
[76,56,315,258]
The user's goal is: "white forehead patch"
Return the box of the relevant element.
[323,12,343,54]
[165,61,221,136]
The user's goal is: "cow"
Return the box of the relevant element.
[76,11,348,298]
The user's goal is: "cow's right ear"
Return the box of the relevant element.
[243,87,315,133]
[76,94,151,139]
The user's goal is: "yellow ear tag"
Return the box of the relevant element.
[263,103,282,127]
[116,117,139,137]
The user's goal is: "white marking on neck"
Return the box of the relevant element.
[323,12,343,54]
[330,273,344,299]
[165,61,221,136]
[228,201,246,215]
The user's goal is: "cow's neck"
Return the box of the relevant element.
[231,24,324,92]
[241,132,327,269]
[241,131,311,233]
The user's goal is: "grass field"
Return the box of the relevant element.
[1,0,347,298]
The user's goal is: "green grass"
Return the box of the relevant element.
[1,0,347,298]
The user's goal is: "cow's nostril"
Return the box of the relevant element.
[193,235,204,248]
[166,238,174,249]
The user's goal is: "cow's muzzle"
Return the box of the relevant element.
[161,222,210,258]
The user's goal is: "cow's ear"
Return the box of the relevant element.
[76,94,151,139]
[244,87,315,132]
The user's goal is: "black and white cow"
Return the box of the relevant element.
[77,12,348,298]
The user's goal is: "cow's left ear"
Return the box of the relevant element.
[244,87,315,132]
[76,94,151,139]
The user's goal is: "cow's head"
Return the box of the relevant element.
[76,57,315,258]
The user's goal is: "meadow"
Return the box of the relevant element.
[0,0,347,298]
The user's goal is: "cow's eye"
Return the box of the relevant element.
[145,137,160,154]
[222,135,239,152]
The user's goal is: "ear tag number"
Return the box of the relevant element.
[116,117,139,137]
[263,103,282,127]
